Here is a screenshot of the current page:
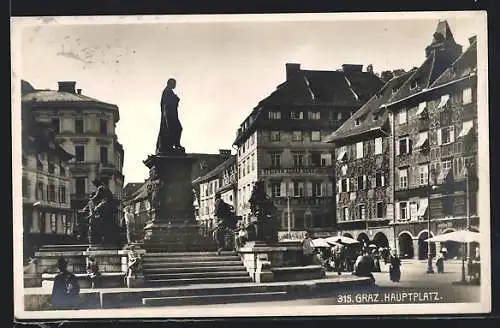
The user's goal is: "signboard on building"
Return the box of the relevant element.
[278,230,307,241]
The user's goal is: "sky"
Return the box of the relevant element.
[15,13,484,184]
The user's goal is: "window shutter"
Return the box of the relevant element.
[266,184,272,197]
[307,182,313,197]
[450,126,455,143]
[280,182,286,197]
[395,140,400,156]
[437,129,442,145]
[382,174,385,187]
[327,182,333,196]
[337,180,341,193]
[288,181,294,196]
[395,202,400,220]
[320,182,326,196]
[346,178,350,192]
[363,175,367,189]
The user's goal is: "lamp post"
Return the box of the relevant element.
[287,192,291,240]
[426,168,435,274]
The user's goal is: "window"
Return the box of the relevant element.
[270,131,280,141]
[373,114,379,121]
[75,145,85,162]
[246,160,250,174]
[438,126,455,145]
[397,137,412,155]
[292,131,303,141]
[22,177,29,197]
[358,204,366,220]
[357,175,367,190]
[462,87,472,105]
[60,162,66,176]
[399,202,409,220]
[337,112,343,121]
[453,157,464,178]
[291,111,304,120]
[270,152,281,168]
[339,178,349,193]
[36,154,43,170]
[37,182,45,200]
[341,165,348,176]
[311,131,321,141]
[75,177,86,196]
[75,119,84,133]
[442,159,452,171]
[399,168,408,189]
[398,109,407,124]
[251,154,255,171]
[376,202,384,218]
[59,186,66,204]
[100,119,108,135]
[308,111,321,120]
[51,118,60,133]
[293,181,305,197]
[292,153,305,168]
[375,172,385,187]
[48,184,56,202]
[410,80,418,90]
[50,214,57,233]
[48,155,55,174]
[268,111,281,119]
[374,137,383,155]
[100,146,108,163]
[271,182,281,197]
[343,207,350,221]
[311,152,321,166]
[355,118,361,126]
[312,182,322,197]
[418,165,429,185]
[320,153,332,166]
[356,142,363,159]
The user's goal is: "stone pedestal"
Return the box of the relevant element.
[142,153,208,252]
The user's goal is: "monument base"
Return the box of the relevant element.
[143,221,217,252]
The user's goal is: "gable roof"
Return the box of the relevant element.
[430,38,477,88]
[325,70,416,143]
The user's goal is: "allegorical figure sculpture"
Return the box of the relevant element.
[248,180,278,243]
[156,78,184,154]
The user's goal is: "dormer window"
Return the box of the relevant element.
[268,111,281,119]
[410,80,418,90]
[291,111,304,120]
[373,114,379,121]
[355,118,361,126]
[392,88,398,94]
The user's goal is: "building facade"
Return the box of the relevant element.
[326,20,479,259]
[193,155,237,236]
[233,63,384,239]
[21,81,125,226]
[21,88,75,260]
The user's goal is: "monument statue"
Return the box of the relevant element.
[212,192,237,255]
[156,78,184,154]
[79,178,120,245]
[248,180,278,243]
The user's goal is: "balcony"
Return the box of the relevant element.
[261,166,332,176]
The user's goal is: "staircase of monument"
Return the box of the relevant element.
[142,251,252,286]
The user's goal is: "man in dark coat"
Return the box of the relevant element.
[213,192,236,254]
[51,257,80,310]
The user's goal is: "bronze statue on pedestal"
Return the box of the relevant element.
[156,78,185,154]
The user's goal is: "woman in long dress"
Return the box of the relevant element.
[389,249,401,282]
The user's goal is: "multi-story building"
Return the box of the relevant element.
[326,20,479,260]
[233,63,384,239]
[21,81,125,225]
[325,69,416,250]
[21,82,75,260]
[193,155,237,235]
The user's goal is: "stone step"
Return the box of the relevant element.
[142,260,244,268]
[143,255,240,262]
[142,265,247,273]
[145,270,250,280]
[146,276,252,286]
[142,291,288,307]
[145,251,237,257]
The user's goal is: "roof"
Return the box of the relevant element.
[121,183,144,199]
[192,155,236,184]
[325,70,416,143]
[430,38,477,88]
[130,181,149,202]
[233,65,384,145]
[22,118,73,161]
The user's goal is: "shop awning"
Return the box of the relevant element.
[415,132,429,148]
[437,94,450,109]
[337,150,347,161]
[458,120,474,137]
[416,102,427,115]
[417,198,429,217]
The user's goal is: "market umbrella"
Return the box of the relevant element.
[424,230,481,243]
[368,244,378,248]
[325,235,360,245]
[312,238,330,248]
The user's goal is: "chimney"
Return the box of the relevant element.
[285,63,301,81]
[469,35,477,45]
[366,64,374,74]
[341,64,363,73]
[219,149,231,157]
[58,81,76,93]
[380,70,394,82]
[76,88,82,94]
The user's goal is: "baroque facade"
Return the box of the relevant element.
[22,81,125,227]
[21,82,75,260]
[326,20,479,259]
[233,63,384,239]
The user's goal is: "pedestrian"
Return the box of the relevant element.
[440,246,448,260]
[436,251,444,273]
[301,232,315,265]
[332,240,346,275]
[389,248,401,282]
[51,257,80,310]
[353,250,375,283]
[86,256,101,288]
